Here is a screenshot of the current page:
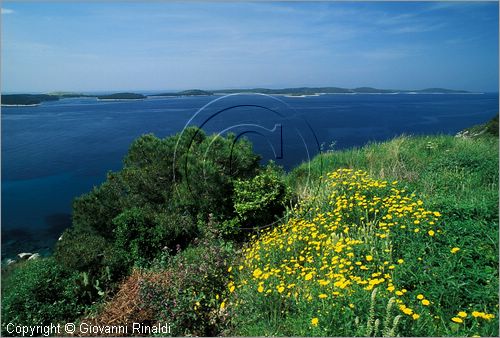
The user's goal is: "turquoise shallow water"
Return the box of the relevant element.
[2,93,498,258]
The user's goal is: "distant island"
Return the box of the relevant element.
[1,94,60,106]
[96,92,146,100]
[1,87,475,106]
[47,91,94,98]
[150,89,213,97]
[213,86,471,95]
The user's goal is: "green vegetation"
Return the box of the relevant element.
[1,117,498,336]
[2,92,96,105]
[152,89,214,96]
[96,92,146,100]
[229,133,498,336]
[1,94,60,105]
[457,113,499,137]
[1,258,84,326]
[47,91,95,98]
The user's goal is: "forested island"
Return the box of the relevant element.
[1,92,145,105]
[1,94,60,106]
[150,89,214,97]
[96,93,146,100]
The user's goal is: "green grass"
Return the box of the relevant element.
[227,134,498,336]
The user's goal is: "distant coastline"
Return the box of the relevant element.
[1,86,481,106]
[96,98,145,101]
[1,103,41,107]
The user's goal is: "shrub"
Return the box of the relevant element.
[215,163,291,239]
[71,127,260,254]
[1,258,83,334]
[139,238,235,336]
[233,162,290,229]
[54,228,108,272]
[113,207,196,266]
[72,173,126,239]
[54,228,129,301]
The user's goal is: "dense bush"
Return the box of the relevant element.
[54,228,129,301]
[113,207,197,265]
[59,127,260,273]
[233,162,290,228]
[215,162,290,239]
[1,258,83,334]
[54,228,108,272]
[139,237,235,336]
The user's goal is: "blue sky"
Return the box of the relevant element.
[1,1,498,92]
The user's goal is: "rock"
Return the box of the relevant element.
[17,252,34,259]
[28,253,41,260]
[6,259,16,265]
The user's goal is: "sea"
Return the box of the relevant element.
[1,93,498,259]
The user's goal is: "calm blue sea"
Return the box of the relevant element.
[2,93,498,258]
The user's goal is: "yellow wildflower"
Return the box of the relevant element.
[311,317,319,326]
[451,317,463,323]
[451,247,460,254]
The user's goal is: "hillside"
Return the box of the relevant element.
[1,121,498,337]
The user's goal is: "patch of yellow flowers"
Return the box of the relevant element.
[226,169,494,330]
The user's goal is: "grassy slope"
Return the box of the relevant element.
[231,133,498,336]
[290,134,498,222]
